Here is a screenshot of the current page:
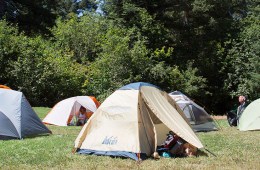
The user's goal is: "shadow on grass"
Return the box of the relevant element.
[197,149,209,157]
[0,133,51,140]
[22,133,52,139]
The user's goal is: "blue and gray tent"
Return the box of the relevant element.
[0,88,51,139]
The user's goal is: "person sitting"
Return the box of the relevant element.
[168,140,197,157]
[182,143,198,157]
[227,95,248,126]
[237,95,247,124]
[76,106,87,126]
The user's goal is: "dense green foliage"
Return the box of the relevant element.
[0,20,87,106]
[0,1,259,113]
[0,0,97,35]
[223,3,260,101]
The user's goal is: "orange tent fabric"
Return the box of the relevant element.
[86,112,93,119]
[0,85,11,89]
[90,96,101,108]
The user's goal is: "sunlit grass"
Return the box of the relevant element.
[0,107,259,169]
[33,107,51,119]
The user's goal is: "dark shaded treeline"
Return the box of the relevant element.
[0,0,259,114]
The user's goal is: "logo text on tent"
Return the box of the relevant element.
[102,136,118,145]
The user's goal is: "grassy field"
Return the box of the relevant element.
[0,107,260,170]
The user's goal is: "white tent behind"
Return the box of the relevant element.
[238,98,260,131]
[43,96,99,126]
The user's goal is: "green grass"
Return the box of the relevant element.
[1,107,260,169]
[33,107,51,119]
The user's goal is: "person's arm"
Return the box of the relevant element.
[237,105,241,117]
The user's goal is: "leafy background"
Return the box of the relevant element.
[0,0,259,114]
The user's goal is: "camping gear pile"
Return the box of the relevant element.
[156,131,198,158]
[227,110,238,126]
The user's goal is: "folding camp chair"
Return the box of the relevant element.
[227,111,237,126]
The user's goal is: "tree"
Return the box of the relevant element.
[101,0,238,113]
[52,15,106,64]
[0,0,98,35]
[223,3,260,102]
[8,36,87,106]
[0,20,21,85]
[0,20,87,106]
[83,25,152,100]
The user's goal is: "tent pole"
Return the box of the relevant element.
[204,148,217,157]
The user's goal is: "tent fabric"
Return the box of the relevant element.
[20,95,51,137]
[74,82,203,160]
[0,89,51,139]
[42,96,99,126]
[89,96,101,108]
[119,82,160,90]
[0,85,11,89]
[78,149,140,161]
[141,87,203,148]
[75,90,140,153]
[238,98,260,131]
[169,91,218,132]
[0,111,20,139]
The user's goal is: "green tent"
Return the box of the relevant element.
[238,98,260,131]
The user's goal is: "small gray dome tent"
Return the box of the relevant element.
[169,91,218,132]
[0,88,51,139]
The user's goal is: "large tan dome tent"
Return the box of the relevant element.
[0,88,51,139]
[74,82,203,160]
[43,96,100,126]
